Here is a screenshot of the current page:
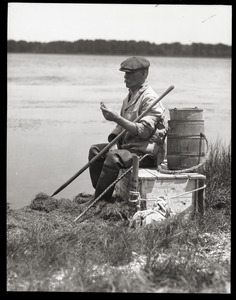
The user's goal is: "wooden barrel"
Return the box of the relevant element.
[167,108,205,170]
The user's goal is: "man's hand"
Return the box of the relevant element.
[100,105,120,122]
[100,101,138,135]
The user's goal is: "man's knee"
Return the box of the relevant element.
[89,144,99,157]
[104,151,121,170]
[104,149,134,170]
[89,143,108,160]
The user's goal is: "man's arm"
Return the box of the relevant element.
[101,106,138,135]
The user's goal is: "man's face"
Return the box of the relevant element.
[124,70,147,91]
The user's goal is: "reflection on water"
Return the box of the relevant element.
[7,54,231,209]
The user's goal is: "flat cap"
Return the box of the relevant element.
[119,56,150,72]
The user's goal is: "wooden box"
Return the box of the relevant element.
[115,168,206,215]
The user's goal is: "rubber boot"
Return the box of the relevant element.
[88,143,108,189]
[94,165,119,201]
[80,166,119,209]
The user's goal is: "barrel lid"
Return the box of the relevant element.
[169,107,203,111]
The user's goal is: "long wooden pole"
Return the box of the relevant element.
[50,85,174,197]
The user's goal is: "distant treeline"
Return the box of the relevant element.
[7,39,231,57]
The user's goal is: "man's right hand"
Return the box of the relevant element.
[101,106,120,122]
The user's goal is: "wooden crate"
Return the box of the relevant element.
[115,168,206,215]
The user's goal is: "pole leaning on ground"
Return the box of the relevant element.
[50,85,175,197]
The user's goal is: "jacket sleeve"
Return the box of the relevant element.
[135,97,165,139]
[108,125,123,142]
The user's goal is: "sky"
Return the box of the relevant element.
[7,3,232,45]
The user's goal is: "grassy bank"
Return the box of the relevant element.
[7,139,231,292]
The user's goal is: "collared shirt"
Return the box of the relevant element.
[109,81,166,155]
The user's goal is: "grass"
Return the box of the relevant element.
[7,139,231,292]
[202,139,231,212]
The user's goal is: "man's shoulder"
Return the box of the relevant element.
[142,84,158,99]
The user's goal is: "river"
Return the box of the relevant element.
[7,54,231,208]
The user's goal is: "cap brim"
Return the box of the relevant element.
[119,68,133,72]
[119,67,148,72]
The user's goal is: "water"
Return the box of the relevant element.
[7,54,231,209]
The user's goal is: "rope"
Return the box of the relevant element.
[157,132,210,174]
[74,154,150,222]
[129,184,206,203]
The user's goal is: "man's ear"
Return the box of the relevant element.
[143,69,149,78]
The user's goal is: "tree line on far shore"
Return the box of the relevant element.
[7,39,231,57]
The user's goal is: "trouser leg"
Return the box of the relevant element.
[89,144,157,201]
[88,143,109,189]
[94,149,134,201]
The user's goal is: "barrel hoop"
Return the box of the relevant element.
[167,153,205,157]
[169,108,203,111]
[167,135,203,139]
[168,120,204,123]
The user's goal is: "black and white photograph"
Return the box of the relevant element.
[7,2,231,293]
